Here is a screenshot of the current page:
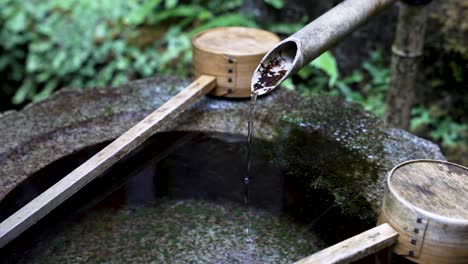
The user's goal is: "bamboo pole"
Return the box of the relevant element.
[0,75,216,248]
[385,2,428,129]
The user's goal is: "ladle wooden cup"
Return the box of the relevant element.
[296,159,468,264]
[192,27,280,98]
[0,27,280,248]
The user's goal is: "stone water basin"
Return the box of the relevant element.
[2,132,325,263]
[0,76,444,263]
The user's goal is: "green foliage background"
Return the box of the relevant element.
[0,0,465,162]
[0,0,258,105]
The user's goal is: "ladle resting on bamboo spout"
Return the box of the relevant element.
[251,0,397,95]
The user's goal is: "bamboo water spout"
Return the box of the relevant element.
[251,0,397,95]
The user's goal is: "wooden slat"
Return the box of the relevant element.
[0,75,216,248]
[295,223,399,264]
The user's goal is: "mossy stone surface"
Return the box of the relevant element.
[0,76,445,220]
[16,199,322,264]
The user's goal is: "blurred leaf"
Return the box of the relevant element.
[112,40,126,53]
[30,41,53,53]
[297,64,315,79]
[188,13,256,36]
[33,79,58,102]
[94,23,107,39]
[311,51,339,87]
[12,78,34,105]
[36,72,51,82]
[197,9,213,21]
[0,56,9,71]
[124,0,162,25]
[111,72,128,86]
[51,0,75,10]
[52,51,67,70]
[267,21,304,35]
[206,0,243,12]
[26,54,42,72]
[411,106,467,147]
[264,0,284,9]
[116,56,130,70]
[336,82,354,101]
[7,11,28,32]
[149,5,208,24]
[430,118,467,147]
[410,107,432,130]
[362,51,389,86]
[165,0,178,9]
[281,78,295,90]
[160,26,190,66]
[341,71,363,84]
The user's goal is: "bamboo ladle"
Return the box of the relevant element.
[0,27,280,248]
[295,160,468,264]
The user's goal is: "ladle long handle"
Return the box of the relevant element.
[295,223,399,264]
[0,75,217,248]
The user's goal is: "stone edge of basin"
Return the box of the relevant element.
[0,76,279,202]
[0,76,445,216]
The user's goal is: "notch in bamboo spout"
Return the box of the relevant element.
[251,0,397,96]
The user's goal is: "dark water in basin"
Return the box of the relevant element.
[0,131,389,263]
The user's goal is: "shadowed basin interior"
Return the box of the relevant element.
[0,131,393,263]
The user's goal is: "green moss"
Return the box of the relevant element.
[272,95,387,220]
[22,199,322,263]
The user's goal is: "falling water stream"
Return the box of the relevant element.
[243,91,258,252]
[244,92,258,205]
[243,54,288,252]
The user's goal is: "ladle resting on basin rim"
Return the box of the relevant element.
[296,160,468,264]
[0,27,280,248]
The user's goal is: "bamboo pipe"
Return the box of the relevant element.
[251,0,397,96]
[0,75,216,248]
